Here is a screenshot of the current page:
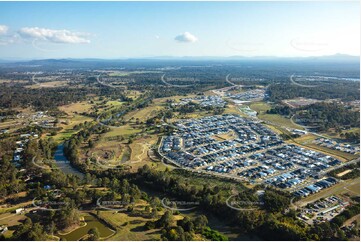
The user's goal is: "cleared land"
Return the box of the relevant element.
[249,101,304,129]
[124,105,163,122]
[59,101,93,114]
[296,177,360,206]
[249,102,272,113]
[0,213,27,238]
[337,169,352,177]
[26,80,69,89]
[103,125,142,139]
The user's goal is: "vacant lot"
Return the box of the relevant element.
[259,113,303,129]
[213,130,237,141]
[249,102,271,113]
[249,101,304,129]
[59,101,93,114]
[337,169,352,177]
[103,125,142,139]
[297,177,360,206]
[26,80,69,89]
[124,106,163,122]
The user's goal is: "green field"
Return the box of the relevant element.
[97,210,161,241]
[53,115,94,143]
[249,102,272,113]
[249,101,304,129]
[258,113,304,129]
[103,125,142,139]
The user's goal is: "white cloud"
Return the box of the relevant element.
[0,25,8,35]
[18,27,90,44]
[174,32,198,43]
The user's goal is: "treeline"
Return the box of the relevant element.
[135,165,315,240]
[97,96,153,126]
[266,105,292,116]
[340,132,360,143]
[296,102,359,131]
[63,122,109,172]
[172,102,225,116]
[0,135,85,240]
[328,162,360,180]
[266,102,359,132]
[332,204,360,227]
[0,137,56,198]
[146,210,227,241]
[135,164,359,240]
[267,81,360,102]
[0,84,128,110]
[0,153,24,198]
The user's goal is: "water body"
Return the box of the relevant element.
[54,144,84,179]
[58,214,114,241]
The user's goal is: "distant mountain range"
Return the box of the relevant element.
[138,53,360,61]
[0,54,359,63]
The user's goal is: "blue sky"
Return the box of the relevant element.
[0,1,359,59]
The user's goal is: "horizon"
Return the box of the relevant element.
[1,53,360,62]
[0,1,359,59]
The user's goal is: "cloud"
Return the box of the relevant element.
[18,27,90,44]
[0,25,8,35]
[0,25,18,45]
[174,32,198,43]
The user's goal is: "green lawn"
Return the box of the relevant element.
[259,113,303,129]
[97,206,162,241]
[249,101,304,129]
[102,125,142,139]
[249,102,272,113]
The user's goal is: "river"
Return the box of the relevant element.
[54,144,84,179]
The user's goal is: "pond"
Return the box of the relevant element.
[53,144,84,179]
[58,214,115,241]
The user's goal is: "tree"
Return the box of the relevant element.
[88,140,95,148]
[193,215,208,232]
[88,227,100,241]
[156,211,174,229]
[178,216,194,232]
[263,190,290,212]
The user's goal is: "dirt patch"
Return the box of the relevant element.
[337,169,352,177]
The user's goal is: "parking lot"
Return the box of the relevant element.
[297,195,349,224]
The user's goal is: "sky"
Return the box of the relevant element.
[0,1,359,59]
